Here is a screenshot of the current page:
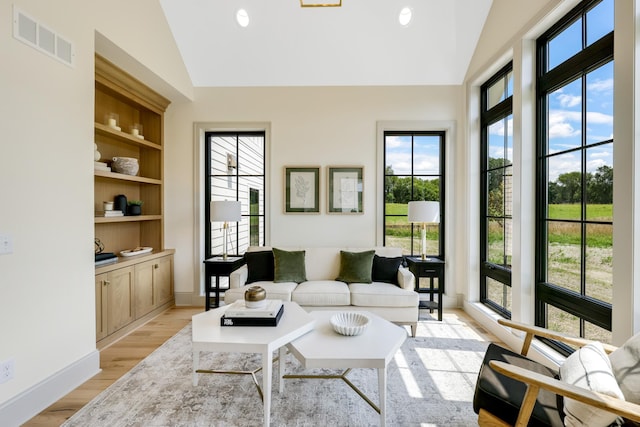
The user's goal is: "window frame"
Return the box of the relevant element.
[535,0,614,337]
[480,62,514,318]
[382,130,446,258]
[204,131,266,259]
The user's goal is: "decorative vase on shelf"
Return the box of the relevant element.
[111,157,139,176]
[114,194,127,215]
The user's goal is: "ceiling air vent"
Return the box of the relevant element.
[12,6,75,67]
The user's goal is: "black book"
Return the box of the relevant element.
[95,252,117,261]
[220,304,284,327]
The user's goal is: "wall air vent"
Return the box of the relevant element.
[12,6,75,67]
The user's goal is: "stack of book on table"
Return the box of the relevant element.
[221,299,284,327]
[95,252,118,266]
[94,161,111,172]
[96,210,124,218]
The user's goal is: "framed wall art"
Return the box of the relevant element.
[327,166,363,214]
[284,166,320,213]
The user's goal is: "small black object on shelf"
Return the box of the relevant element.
[95,252,116,261]
[113,194,127,215]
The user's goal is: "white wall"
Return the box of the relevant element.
[94,0,193,102]
[0,1,192,424]
[164,86,462,302]
[0,0,96,421]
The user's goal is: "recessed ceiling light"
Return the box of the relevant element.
[399,7,412,27]
[236,9,249,27]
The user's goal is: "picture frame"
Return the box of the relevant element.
[327,166,363,214]
[284,167,320,213]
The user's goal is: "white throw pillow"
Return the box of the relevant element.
[609,332,640,404]
[559,342,625,427]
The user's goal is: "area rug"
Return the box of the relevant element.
[63,313,488,426]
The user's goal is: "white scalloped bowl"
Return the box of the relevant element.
[330,312,370,336]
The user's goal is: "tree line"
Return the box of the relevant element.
[385,161,612,215]
[548,165,612,204]
[486,158,612,218]
[384,166,440,203]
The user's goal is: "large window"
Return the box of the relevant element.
[536,0,613,343]
[480,63,513,316]
[205,132,265,258]
[383,131,445,257]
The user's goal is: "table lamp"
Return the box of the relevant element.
[407,201,440,260]
[210,200,242,259]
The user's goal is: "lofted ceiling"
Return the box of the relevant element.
[159,0,493,88]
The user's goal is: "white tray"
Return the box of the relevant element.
[120,247,153,257]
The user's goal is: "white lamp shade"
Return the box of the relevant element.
[407,201,440,223]
[210,200,242,222]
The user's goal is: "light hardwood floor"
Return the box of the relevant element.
[23,306,202,427]
[23,306,496,426]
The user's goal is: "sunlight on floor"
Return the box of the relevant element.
[415,347,483,402]
[394,350,424,398]
[418,314,486,342]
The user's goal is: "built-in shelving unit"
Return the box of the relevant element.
[94,54,174,347]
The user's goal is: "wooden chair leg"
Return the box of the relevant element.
[514,384,540,427]
[478,409,512,427]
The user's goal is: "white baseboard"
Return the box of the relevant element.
[0,350,100,427]
[174,291,200,306]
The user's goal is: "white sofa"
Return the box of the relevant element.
[225,246,419,336]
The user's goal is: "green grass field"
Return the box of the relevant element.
[548,203,612,221]
[386,203,613,247]
[386,203,612,221]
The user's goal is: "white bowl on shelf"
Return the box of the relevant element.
[330,312,370,336]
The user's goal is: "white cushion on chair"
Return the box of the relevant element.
[559,342,625,427]
[609,331,640,404]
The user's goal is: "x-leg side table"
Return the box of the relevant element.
[191,302,315,427]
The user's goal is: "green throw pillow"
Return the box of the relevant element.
[336,250,375,284]
[273,248,307,283]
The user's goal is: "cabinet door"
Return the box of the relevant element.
[134,261,155,318]
[154,255,173,307]
[95,273,108,341]
[107,266,134,334]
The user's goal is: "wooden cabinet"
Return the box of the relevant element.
[134,255,174,318]
[154,255,173,306]
[95,274,107,341]
[94,55,174,347]
[95,252,174,347]
[95,267,134,340]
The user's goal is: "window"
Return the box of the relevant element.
[383,131,445,257]
[480,63,513,316]
[205,132,265,258]
[536,0,613,343]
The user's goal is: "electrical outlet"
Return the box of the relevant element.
[0,234,13,255]
[0,358,15,384]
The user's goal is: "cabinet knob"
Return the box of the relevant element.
[104,280,110,286]
[154,264,159,269]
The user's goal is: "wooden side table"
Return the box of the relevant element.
[405,256,445,321]
[203,256,246,310]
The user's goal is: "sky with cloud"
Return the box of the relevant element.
[385,135,440,177]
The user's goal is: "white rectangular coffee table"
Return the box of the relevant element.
[192,301,315,427]
[282,310,406,427]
